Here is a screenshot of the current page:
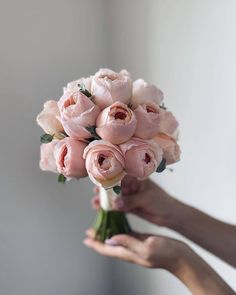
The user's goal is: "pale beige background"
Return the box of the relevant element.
[0,0,235,295]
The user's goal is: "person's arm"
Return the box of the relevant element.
[168,201,236,268]
[92,176,236,267]
[84,229,235,295]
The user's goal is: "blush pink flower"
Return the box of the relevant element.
[83,140,126,188]
[58,90,100,140]
[154,133,181,165]
[134,102,163,139]
[91,68,132,109]
[55,138,88,179]
[39,140,58,173]
[119,138,163,180]
[96,102,137,144]
[131,79,164,109]
[160,110,179,139]
[64,76,92,94]
[37,100,64,139]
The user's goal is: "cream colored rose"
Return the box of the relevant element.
[37,100,64,139]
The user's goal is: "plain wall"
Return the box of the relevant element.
[0,1,111,295]
[107,0,236,294]
[1,1,236,295]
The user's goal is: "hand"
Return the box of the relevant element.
[84,228,184,270]
[84,229,235,295]
[92,175,181,227]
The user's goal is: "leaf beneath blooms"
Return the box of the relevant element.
[58,174,66,183]
[58,131,69,138]
[113,185,121,195]
[40,133,54,143]
[85,125,101,140]
[156,158,166,173]
[128,102,133,109]
[160,103,167,110]
[78,83,92,98]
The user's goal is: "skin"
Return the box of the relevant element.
[84,176,236,295]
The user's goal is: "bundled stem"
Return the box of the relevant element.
[92,184,131,242]
[93,209,131,242]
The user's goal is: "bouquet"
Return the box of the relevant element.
[36,68,180,242]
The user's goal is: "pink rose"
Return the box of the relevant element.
[160,110,179,139]
[36,100,64,139]
[131,79,164,108]
[96,102,137,144]
[119,138,163,180]
[83,140,126,188]
[58,90,100,139]
[39,140,58,173]
[64,76,92,94]
[91,68,132,109]
[55,138,87,179]
[134,102,163,139]
[154,133,180,165]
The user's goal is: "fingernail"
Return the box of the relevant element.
[114,197,125,209]
[105,239,120,246]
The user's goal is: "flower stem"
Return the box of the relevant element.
[93,209,131,242]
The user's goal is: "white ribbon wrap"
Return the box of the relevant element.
[99,184,120,211]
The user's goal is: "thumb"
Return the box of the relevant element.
[105,234,144,254]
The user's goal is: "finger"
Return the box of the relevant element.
[91,195,100,210]
[83,238,138,264]
[106,234,145,255]
[85,228,96,239]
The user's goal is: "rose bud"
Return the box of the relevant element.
[130,79,164,109]
[54,138,87,179]
[134,102,163,139]
[154,133,180,165]
[64,76,92,94]
[91,68,132,109]
[96,102,137,144]
[119,138,163,180]
[160,110,179,139]
[39,140,58,173]
[37,100,64,139]
[58,90,100,140]
[83,140,126,188]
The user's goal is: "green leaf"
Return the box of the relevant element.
[58,174,66,183]
[40,133,54,143]
[127,102,133,109]
[85,125,101,140]
[58,131,68,138]
[156,158,166,173]
[160,103,167,110]
[113,185,121,195]
[78,83,92,98]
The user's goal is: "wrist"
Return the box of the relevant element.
[167,244,234,295]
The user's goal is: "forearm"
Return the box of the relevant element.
[167,245,235,295]
[166,199,236,267]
